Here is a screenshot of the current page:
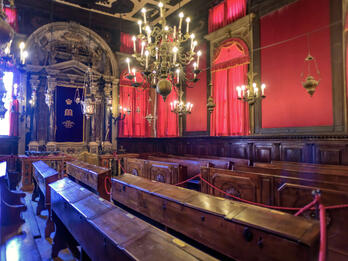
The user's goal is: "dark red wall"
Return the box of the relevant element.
[260,0,333,128]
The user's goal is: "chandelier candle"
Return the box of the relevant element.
[178,12,184,33]
[145,50,149,70]
[132,36,136,52]
[138,20,142,34]
[126,58,131,74]
[158,2,164,18]
[141,8,147,24]
[186,17,191,34]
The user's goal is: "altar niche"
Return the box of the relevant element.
[22,22,120,154]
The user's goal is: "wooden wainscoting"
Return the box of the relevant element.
[117,136,348,165]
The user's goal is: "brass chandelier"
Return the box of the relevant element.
[126,1,202,102]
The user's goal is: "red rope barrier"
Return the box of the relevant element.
[104,176,111,195]
[294,195,319,216]
[324,204,348,210]
[319,203,327,261]
[200,175,302,211]
[173,174,201,186]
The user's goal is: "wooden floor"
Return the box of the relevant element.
[1,192,77,261]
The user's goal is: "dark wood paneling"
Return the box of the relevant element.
[118,136,348,165]
[0,136,19,155]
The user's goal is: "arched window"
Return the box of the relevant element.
[0,72,14,136]
[211,38,249,136]
[118,70,151,137]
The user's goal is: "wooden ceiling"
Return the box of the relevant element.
[52,0,192,24]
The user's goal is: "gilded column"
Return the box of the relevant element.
[111,78,119,151]
[102,81,112,153]
[46,76,57,151]
[18,71,27,154]
[28,75,40,151]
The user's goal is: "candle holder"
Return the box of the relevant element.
[236,72,266,105]
[126,74,134,80]
[131,82,141,88]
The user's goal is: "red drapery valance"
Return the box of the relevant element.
[208,0,246,33]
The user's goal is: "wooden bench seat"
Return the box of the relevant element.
[111,173,319,261]
[66,160,111,200]
[50,177,217,261]
[200,166,348,260]
[32,161,59,237]
[0,161,27,244]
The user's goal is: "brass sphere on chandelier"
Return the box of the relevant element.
[156,78,172,102]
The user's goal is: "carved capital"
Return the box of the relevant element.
[30,76,40,91]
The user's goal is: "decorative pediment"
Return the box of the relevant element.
[26,22,119,77]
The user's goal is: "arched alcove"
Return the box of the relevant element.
[24,22,119,154]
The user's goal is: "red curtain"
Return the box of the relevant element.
[208,0,246,33]
[120,32,142,54]
[211,65,249,136]
[118,71,151,137]
[208,2,225,33]
[4,7,18,32]
[120,32,133,54]
[157,90,178,137]
[226,0,246,24]
[211,39,249,136]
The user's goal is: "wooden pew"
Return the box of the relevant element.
[111,174,319,261]
[200,166,348,261]
[66,160,111,201]
[124,157,187,185]
[147,160,186,184]
[236,164,348,188]
[0,161,27,244]
[183,154,251,167]
[271,160,348,172]
[147,155,225,178]
[123,157,147,178]
[32,161,59,238]
[50,177,217,261]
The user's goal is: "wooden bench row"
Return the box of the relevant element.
[49,177,217,260]
[111,173,319,261]
[201,164,348,261]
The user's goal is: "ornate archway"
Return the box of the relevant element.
[23,22,119,154]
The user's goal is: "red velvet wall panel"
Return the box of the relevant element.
[186,43,208,132]
[261,0,333,128]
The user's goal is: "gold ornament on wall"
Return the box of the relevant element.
[301,34,320,96]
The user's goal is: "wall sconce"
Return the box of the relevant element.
[111,106,129,123]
